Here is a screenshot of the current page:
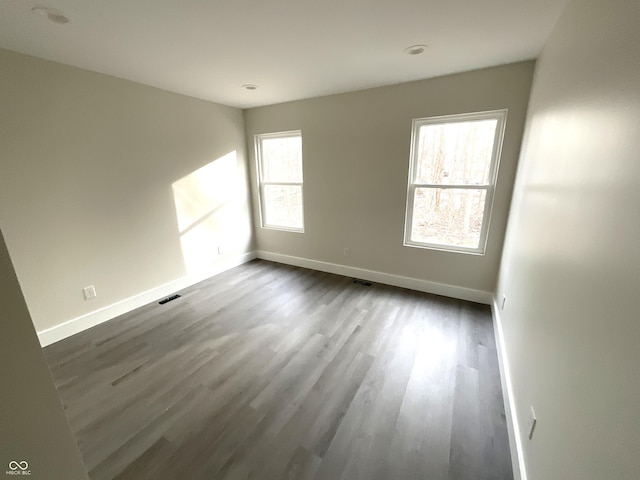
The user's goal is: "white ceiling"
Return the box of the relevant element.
[0,0,570,109]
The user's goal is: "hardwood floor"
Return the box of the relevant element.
[44,260,513,480]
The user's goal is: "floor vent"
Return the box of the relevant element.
[159,294,181,305]
[353,278,373,287]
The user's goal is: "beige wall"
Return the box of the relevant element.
[496,1,640,479]
[0,49,254,333]
[244,62,534,294]
[0,229,88,479]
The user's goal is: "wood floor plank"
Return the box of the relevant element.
[386,312,458,479]
[44,259,513,480]
[112,436,176,480]
[89,385,211,480]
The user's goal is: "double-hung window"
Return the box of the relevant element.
[404,110,507,254]
[255,130,304,232]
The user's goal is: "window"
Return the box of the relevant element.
[404,110,507,254]
[255,130,304,232]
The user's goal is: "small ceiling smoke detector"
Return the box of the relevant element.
[31,6,69,24]
[242,84,259,91]
[403,44,428,55]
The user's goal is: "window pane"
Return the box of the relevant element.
[411,188,487,249]
[261,135,302,182]
[415,119,497,185]
[263,184,303,229]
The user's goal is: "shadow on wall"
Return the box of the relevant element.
[172,150,248,277]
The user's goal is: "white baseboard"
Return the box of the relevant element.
[491,297,527,480]
[256,250,492,305]
[38,251,257,347]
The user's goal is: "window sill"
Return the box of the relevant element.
[261,224,305,234]
[403,241,486,256]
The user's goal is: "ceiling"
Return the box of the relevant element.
[0,0,570,109]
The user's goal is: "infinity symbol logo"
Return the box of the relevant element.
[8,461,28,470]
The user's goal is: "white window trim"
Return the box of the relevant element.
[403,109,508,255]
[255,130,305,233]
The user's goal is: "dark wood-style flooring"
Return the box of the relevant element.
[44,260,513,480]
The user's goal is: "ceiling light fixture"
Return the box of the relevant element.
[403,44,428,55]
[31,6,70,24]
[242,84,259,91]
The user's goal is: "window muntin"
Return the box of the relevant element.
[404,110,507,254]
[256,131,304,232]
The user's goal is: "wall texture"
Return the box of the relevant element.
[496,1,640,478]
[244,62,534,295]
[0,49,254,333]
[0,229,88,479]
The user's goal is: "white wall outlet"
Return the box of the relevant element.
[501,294,507,310]
[82,285,97,301]
[217,246,224,255]
[343,247,350,257]
[527,406,537,440]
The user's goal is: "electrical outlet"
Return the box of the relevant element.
[217,246,224,255]
[527,406,537,440]
[83,285,97,301]
[343,247,350,257]
[501,294,507,310]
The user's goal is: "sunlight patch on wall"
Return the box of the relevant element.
[172,151,245,276]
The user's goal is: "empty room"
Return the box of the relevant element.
[1,0,639,479]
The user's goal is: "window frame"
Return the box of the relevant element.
[403,109,507,255]
[255,130,305,233]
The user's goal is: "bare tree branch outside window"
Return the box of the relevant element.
[405,111,507,253]
[256,131,304,231]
